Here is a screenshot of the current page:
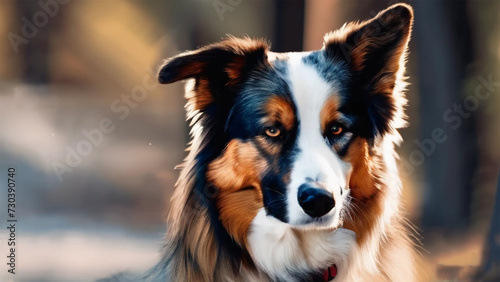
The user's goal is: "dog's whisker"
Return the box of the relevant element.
[263,186,285,196]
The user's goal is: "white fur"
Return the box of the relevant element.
[246,209,356,281]
[285,53,351,228]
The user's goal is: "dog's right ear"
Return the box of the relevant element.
[324,3,413,136]
[158,37,269,111]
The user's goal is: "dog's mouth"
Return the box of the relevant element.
[300,213,335,225]
[290,211,342,230]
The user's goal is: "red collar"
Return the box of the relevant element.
[322,264,337,281]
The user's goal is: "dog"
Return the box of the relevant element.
[151,3,417,281]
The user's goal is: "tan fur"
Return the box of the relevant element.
[320,94,341,133]
[206,140,266,246]
[263,96,296,131]
[186,78,213,112]
[345,138,379,200]
[163,133,247,281]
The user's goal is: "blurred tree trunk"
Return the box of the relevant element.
[14,1,51,84]
[476,173,500,280]
[413,1,476,228]
[272,0,305,52]
[303,0,341,51]
[13,1,66,84]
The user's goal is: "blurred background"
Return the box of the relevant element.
[0,0,499,281]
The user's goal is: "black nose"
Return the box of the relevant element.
[298,184,335,218]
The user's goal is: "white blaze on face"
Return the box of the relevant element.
[285,53,350,228]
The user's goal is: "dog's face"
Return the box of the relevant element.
[159,5,412,245]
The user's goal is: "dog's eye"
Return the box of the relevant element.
[330,123,344,136]
[265,126,281,138]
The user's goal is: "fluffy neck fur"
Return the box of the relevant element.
[343,135,419,281]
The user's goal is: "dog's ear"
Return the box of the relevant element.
[324,3,413,134]
[158,37,269,111]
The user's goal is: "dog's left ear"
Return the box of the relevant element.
[325,3,413,134]
[158,37,269,112]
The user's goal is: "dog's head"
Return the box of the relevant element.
[159,4,412,245]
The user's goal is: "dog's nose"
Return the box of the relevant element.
[297,184,335,218]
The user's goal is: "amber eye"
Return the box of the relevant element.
[330,124,343,136]
[265,126,281,138]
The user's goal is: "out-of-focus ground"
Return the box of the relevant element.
[0,0,499,281]
[0,215,162,281]
[0,84,183,281]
